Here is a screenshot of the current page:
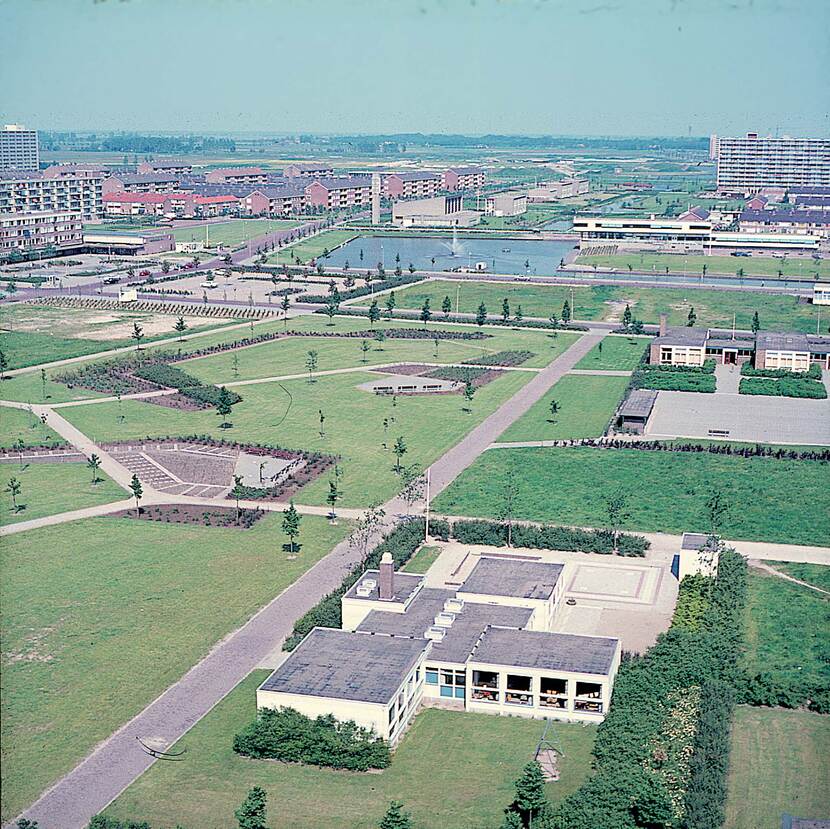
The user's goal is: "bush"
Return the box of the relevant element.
[638,369,717,393]
[132,363,197,389]
[179,385,242,406]
[426,365,489,383]
[450,518,649,556]
[740,361,822,380]
[303,273,423,303]
[739,376,827,398]
[233,707,391,771]
[464,350,535,366]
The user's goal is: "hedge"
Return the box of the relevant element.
[303,272,424,303]
[87,818,153,829]
[450,519,649,556]
[282,517,450,651]
[233,707,391,771]
[739,376,827,399]
[639,371,717,393]
[740,361,822,380]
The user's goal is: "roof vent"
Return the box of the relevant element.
[434,612,456,628]
[355,584,373,598]
[425,626,446,642]
[444,597,464,614]
[362,578,377,590]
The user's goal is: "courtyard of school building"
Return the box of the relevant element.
[255,539,684,747]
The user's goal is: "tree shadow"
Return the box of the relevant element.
[281,542,303,554]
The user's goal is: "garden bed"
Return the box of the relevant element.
[633,359,717,393]
[117,504,265,529]
[463,350,535,367]
[425,366,504,388]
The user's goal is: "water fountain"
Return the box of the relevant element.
[442,225,466,256]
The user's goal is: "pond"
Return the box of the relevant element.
[323,235,577,277]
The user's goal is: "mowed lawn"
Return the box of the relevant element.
[170,218,300,249]
[498,374,629,442]
[106,670,598,829]
[576,251,830,281]
[59,369,535,509]
[0,406,66,449]
[725,707,830,829]
[266,229,359,265]
[433,447,830,546]
[771,561,830,591]
[0,514,348,821]
[386,279,823,332]
[0,461,124,525]
[573,335,647,371]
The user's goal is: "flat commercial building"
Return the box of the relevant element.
[0,124,39,171]
[0,210,83,252]
[0,170,103,220]
[716,132,830,195]
[485,190,528,217]
[392,193,480,227]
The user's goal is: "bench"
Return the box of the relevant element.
[708,429,730,438]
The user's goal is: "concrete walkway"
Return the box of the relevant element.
[569,368,633,377]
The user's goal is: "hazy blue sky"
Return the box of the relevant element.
[1,0,828,136]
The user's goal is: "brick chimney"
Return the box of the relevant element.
[659,313,667,337]
[379,551,394,600]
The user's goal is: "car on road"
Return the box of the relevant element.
[731,251,751,257]
[138,269,151,277]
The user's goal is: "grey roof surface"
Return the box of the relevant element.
[619,389,657,418]
[113,173,182,185]
[358,588,457,637]
[251,184,306,198]
[740,208,830,225]
[260,628,425,704]
[309,176,372,190]
[471,627,619,675]
[756,331,811,351]
[389,171,442,182]
[652,327,708,347]
[449,166,485,175]
[706,336,755,349]
[459,557,563,600]
[794,196,830,208]
[343,569,423,603]
[806,334,830,354]
[681,532,709,550]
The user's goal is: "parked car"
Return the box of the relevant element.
[138,269,151,277]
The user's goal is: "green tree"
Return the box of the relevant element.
[392,435,407,473]
[0,349,8,379]
[360,338,371,363]
[161,260,171,274]
[235,785,267,829]
[514,305,523,323]
[306,349,319,382]
[687,306,697,327]
[379,800,412,829]
[374,329,387,349]
[324,295,339,325]
[751,310,760,333]
[399,465,425,515]
[318,408,326,439]
[513,761,548,828]
[548,399,560,423]
[369,298,381,327]
[622,303,632,329]
[87,453,102,484]
[171,315,188,342]
[281,293,291,330]
[705,487,729,537]
[6,477,22,512]
[40,368,48,400]
[561,299,571,323]
[230,474,245,522]
[420,298,431,326]
[131,322,144,351]
[605,490,630,553]
[463,379,476,411]
[282,501,301,554]
[502,297,511,322]
[384,291,396,318]
[499,811,523,829]
[128,473,143,516]
[216,386,235,428]
[476,302,487,327]
[408,262,415,274]
[326,478,340,520]
[441,294,452,318]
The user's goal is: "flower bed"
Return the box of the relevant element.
[302,272,423,303]
[463,350,535,367]
[118,504,265,529]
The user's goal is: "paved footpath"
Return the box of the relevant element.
[8,330,605,829]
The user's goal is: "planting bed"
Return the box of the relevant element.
[425,365,504,388]
[117,504,265,529]
[463,350,535,367]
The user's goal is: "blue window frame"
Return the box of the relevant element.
[440,686,454,698]
[454,687,465,699]
[425,670,439,685]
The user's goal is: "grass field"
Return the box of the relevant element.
[169,219,300,249]
[0,462,124,525]
[0,406,66,448]
[743,566,829,702]
[384,278,823,332]
[105,670,597,829]
[498,374,629,442]
[771,561,830,591]
[433,446,830,546]
[573,335,647,371]
[725,707,830,829]
[0,514,348,821]
[59,367,535,509]
[576,251,829,281]
[266,229,359,265]
[402,544,443,573]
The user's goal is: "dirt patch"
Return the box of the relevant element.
[145,392,206,411]
[116,504,265,529]
[369,364,431,376]
[3,624,59,664]
[425,366,505,389]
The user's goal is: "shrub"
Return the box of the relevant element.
[740,361,822,380]
[739,376,826,398]
[233,707,390,771]
[464,350,535,366]
[426,366,489,384]
[303,273,423,303]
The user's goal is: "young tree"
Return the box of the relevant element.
[87,453,102,484]
[374,329,387,349]
[128,473,143,516]
[502,297,511,323]
[306,349,319,382]
[0,349,8,379]
[514,305,523,323]
[216,386,235,428]
[281,293,291,330]
[326,478,340,520]
[751,310,760,333]
[174,316,187,342]
[232,352,240,377]
[408,262,415,274]
[392,435,407,473]
[349,503,387,560]
[379,800,412,829]
[561,299,571,324]
[318,408,326,439]
[40,368,48,400]
[231,474,244,522]
[355,338,371,364]
[282,501,301,554]
[441,294,452,319]
[368,298,381,327]
[161,260,171,275]
[384,291,396,318]
[399,466,425,515]
[463,379,476,412]
[324,295,339,325]
[476,302,487,327]
[622,303,632,329]
[498,468,520,546]
[235,785,267,829]
[513,761,548,829]
[548,399,560,423]
[499,810,523,829]
[687,306,697,327]
[420,298,432,326]
[548,312,559,330]
[605,490,630,553]
[131,322,144,351]
[6,477,22,512]
[705,487,729,537]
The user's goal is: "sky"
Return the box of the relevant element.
[1,0,828,137]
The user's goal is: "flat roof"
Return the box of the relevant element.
[619,389,657,419]
[681,532,709,550]
[652,327,708,347]
[259,628,425,705]
[757,331,811,351]
[343,569,423,604]
[470,627,619,675]
[459,557,563,601]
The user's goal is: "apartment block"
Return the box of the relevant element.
[242,185,306,216]
[305,176,372,209]
[137,159,194,176]
[0,124,39,171]
[205,166,267,185]
[442,166,486,191]
[283,163,335,179]
[102,173,183,195]
[384,172,442,200]
[716,132,830,195]
[0,210,83,252]
[485,190,528,217]
[0,170,103,219]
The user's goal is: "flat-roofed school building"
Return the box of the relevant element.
[485,191,528,217]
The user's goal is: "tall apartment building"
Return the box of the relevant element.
[0,170,103,219]
[0,210,83,252]
[0,125,40,171]
[716,132,830,195]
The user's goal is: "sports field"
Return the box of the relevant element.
[383,278,823,331]
[433,446,830,546]
[266,229,359,265]
[0,514,348,821]
[170,218,300,249]
[104,670,597,829]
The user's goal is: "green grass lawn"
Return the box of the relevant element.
[576,251,829,281]
[385,279,823,332]
[59,368,535,509]
[0,462,124,525]
[433,447,830,546]
[105,670,597,829]
[266,229,359,265]
[770,561,830,591]
[573,335,647,371]
[498,374,629,442]
[0,406,66,449]
[0,514,348,821]
[743,567,829,703]
[170,219,300,249]
[725,707,830,829]
[401,544,443,573]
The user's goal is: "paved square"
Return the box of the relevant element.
[569,565,642,598]
[645,389,830,445]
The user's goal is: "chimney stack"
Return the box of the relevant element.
[659,313,667,337]
[379,551,394,600]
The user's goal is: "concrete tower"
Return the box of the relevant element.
[371,172,381,225]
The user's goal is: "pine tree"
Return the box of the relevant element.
[385,291,396,318]
[622,303,632,329]
[513,761,548,827]
[751,310,760,333]
[235,785,267,829]
[216,386,235,428]
[687,306,697,327]
[502,297,511,322]
[282,502,301,554]
[442,295,452,318]
[369,299,381,327]
[561,300,571,324]
[379,800,412,829]
[128,473,143,515]
[476,303,487,327]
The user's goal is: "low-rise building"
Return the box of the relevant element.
[283,163,335,179]
[102,173,183,195]
[137,159,193,176]
[103,192,177,217]
[194,194,240,217]
[243,185,306,216]
[82,229,176,256]
[384,172,442,200]
[0,210,83,252]
[305,176,372,210]
[739,208,830,240]
[814,282,830,306]
[527,178,589,201]
[205,166,267,185]
[392,193,480,227]
[443,167,486,191]
[485,190,528,217]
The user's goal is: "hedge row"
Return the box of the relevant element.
[282,517,450,651]
[739,376,827,399]
[741,361,822,380]
[464,349,535,366]
[633,361,717,393]
[303,272,423,303]
[450,518,649,556]
[233,707,391,771]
